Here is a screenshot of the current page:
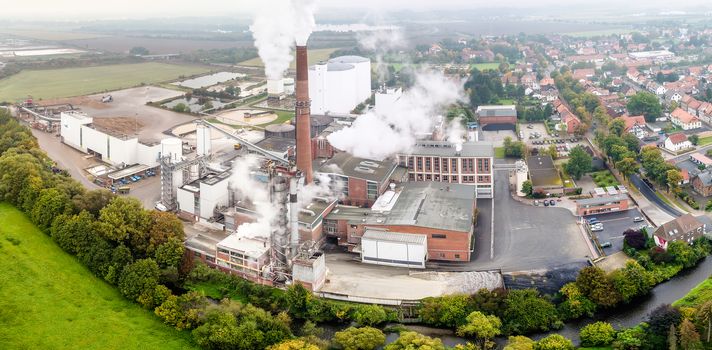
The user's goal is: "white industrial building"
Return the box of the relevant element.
[309,55,371,115]
[176,171,231,221]
[360,230,428,268]
[60,111,164,168]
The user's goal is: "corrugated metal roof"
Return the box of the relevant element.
[362,230,427,245]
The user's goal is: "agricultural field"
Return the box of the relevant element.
[0,203,198,350]
[0,62,211,102]
[239,48,340,69]
[0,29,107,41]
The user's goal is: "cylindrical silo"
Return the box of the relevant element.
[283,78,295,95]
[161,137,183,163]
[196,123,211,156]
[329,56,372,103]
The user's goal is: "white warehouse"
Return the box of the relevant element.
[60,111,163,168]
[309,55,371,115]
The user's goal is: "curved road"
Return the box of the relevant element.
[629,173,683,217]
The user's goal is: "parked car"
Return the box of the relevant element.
[534,200,540,206]
[600,241,612,248]
[633,217,644,222]
[154,202,168,212]
[591,226,604,232]
[587,217,599,224]
[544,201,550,207]
[549,200,556,206]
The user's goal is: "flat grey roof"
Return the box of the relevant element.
[326,182,475,233]
[317,152,397,183]
[406,141,494,158]
[576,194,628,206]
[476,105,517,117]
[255,137,294,153]
[329,55,370,64]
[362,230,427,245]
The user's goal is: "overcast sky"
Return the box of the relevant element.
[2,0,710,20]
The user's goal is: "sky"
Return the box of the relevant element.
[2,0,710,20]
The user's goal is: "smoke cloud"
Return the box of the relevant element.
[358,27,405,84]
[298,172,337,209]
[250,0,319,80]
[446,116,466,149]
[327,71,464,160]
[229,155,277,239]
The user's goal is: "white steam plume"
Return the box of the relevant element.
[250,0,319,80]
[446,116,466,149]
[229,155,277,239]
[358,28,405,83]
[327,72,464,160]
[298,172,337,209]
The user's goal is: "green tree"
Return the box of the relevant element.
[609,260,654,303]
[137,284,172,309]
[353,304,388,326]
[612,324,646,350]
[268,339,320,350]
[129,46,149,55]
[456,311,502,346]
[98,197,151,244]
[557,283,596,320]
[172,103,189,113]
[521,180,533,197]
[286,284,311,319]
[533,334,574,350]
[503,136,526,158]
[332,327,386,350]
[608,118,626,136]
[666,169,683,194]
[616,157,639,179]
[155,291,208,330]
[72,189,115,217]
[667,241,698,268]
[579,321,616,347]
[117,258,160,301]
[504,336,535,350]
[146,211,184,256]
[155,237,184,269]
[689,134,700,146]
[669,324,679,350]
[503,289,560,334]
[419,294,473,328]
[627,91,662,122]
[576,266,621,308]
[565,145,592,180]
[31,187,72,230]
[385,331,445,350]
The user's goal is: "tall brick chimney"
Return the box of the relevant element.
[295,45,313,184]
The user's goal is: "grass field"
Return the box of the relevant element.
[591,170,619,187]
[698,135,712,146]
[0,203,198,350]
[239,48,341,69]
[673,275,712,308]
[0,62,211,102]
[0,29,107,41]
[470,62,500,71]
[494,147,506,159]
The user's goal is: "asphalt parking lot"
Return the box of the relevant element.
[430,163,590,273]
[584,209,649,255]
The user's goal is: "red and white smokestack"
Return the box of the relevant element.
[295,45,313,184]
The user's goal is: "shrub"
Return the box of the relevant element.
[579,321,616,347]
[353,304,387,326]
[623,229,647,250]
[534,334,574,350]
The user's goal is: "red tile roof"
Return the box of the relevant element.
[668,132,688,144]
[671,108,699,124]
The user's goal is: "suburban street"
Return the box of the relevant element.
[629,173,683,217]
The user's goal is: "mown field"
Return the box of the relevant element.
[470,62,500,70]
[0,62,211,102]
[0,29,107,41]
[239,48,340,69]
[0,203,198,350]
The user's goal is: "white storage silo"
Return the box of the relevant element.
[328,56,372,103]
[267,78,284,97]
[283,78,295,95]
[196,123,211,157]
[161,137,183,163]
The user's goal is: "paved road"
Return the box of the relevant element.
[428,165,590,273]
[629,173,682,217]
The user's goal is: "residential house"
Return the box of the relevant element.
[665,90,683,104]
[698,102,712,125]
[692,171,712,197]
[620,115,647,138]
[653,214,707,249]
[664,132,692,152]
[573,68,595,81]
[670,108,702,130]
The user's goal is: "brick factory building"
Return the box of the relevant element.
[316,152,407,207]
[323,182,476,262]
[475,105,517,130]
[575,194,630,216]
[397,141,494,198]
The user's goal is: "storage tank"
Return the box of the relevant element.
[196,123,211,156]
[161,137,183,163]
[265,123,296,139]
[283,78,295,95]
[328,56,372,103]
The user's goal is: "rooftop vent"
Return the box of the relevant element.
[360,160,380,168]
[354,166,376,174]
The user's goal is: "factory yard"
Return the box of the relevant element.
[320,253,504,302]
[0,62,210,102]
[45,86,192,140]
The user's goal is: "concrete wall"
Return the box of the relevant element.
[292,254,327,291]
[177,188,197,218]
